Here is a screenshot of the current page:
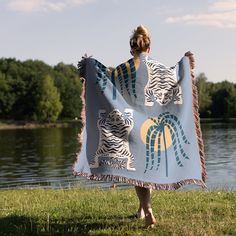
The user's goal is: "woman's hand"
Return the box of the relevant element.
[78,54,91,80]
[185,51,195,70]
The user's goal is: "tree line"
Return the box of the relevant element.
[0,58,235,122]
[196,73,236,119]
[0,58,82,122]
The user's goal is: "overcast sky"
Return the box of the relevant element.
[0,0,235,83]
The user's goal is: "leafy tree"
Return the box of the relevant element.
[210,81,235,118]
[0,58,82,121]
[0,73,16,117]
[227,88,236,118]
[54,63,82,119]
[35,75,63,122]
[195,73,212,117]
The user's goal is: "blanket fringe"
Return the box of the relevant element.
[73,171,207,190]
[72,57,87,171]
[188,53,207,183]
[77,78,86,144]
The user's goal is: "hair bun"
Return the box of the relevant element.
[130,25,151,55]
[136,25,149,38]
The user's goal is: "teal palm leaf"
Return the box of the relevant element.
[144,112,190,176]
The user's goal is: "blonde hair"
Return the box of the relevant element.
[130,25,151,55]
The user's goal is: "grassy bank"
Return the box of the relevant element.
[0,188,235,236]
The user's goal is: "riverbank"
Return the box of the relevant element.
[0,188,235,235]
[0,120,81,130]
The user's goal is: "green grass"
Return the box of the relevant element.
[0,188,236,235]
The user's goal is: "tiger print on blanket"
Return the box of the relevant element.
[90,108,135,171]
[143,57,183,106]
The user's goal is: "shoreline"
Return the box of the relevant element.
[200,117,236,123]
[0,120,82,130]
[1,118,235,130]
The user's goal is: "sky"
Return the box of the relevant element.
[0,0,236,83]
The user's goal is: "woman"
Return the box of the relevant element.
[129,25,157,228]
[129,25,196,228]
[74,25,206,229]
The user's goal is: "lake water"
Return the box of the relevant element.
[0,122,236,190]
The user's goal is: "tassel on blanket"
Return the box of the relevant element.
[75,54,88,156]
[186,51,207,183]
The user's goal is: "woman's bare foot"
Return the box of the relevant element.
[145,208,156,228]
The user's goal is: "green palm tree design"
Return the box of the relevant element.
[144,112,190,176]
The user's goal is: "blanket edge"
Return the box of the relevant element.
[72,59,87,173]
[73,171,207,190]
[189,56,207,183]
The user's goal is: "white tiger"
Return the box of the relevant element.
[143,57,183,106]
[90,108,135,171]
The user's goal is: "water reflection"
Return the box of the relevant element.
[0,122,236,190]
[201,122,236,190]
[0,124,81,188]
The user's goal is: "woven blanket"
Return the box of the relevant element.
[73,52,207,190]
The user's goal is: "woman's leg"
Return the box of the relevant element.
[135,186,156,227]
[136,199,145,219]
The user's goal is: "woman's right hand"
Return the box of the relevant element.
[184,51,195,70]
